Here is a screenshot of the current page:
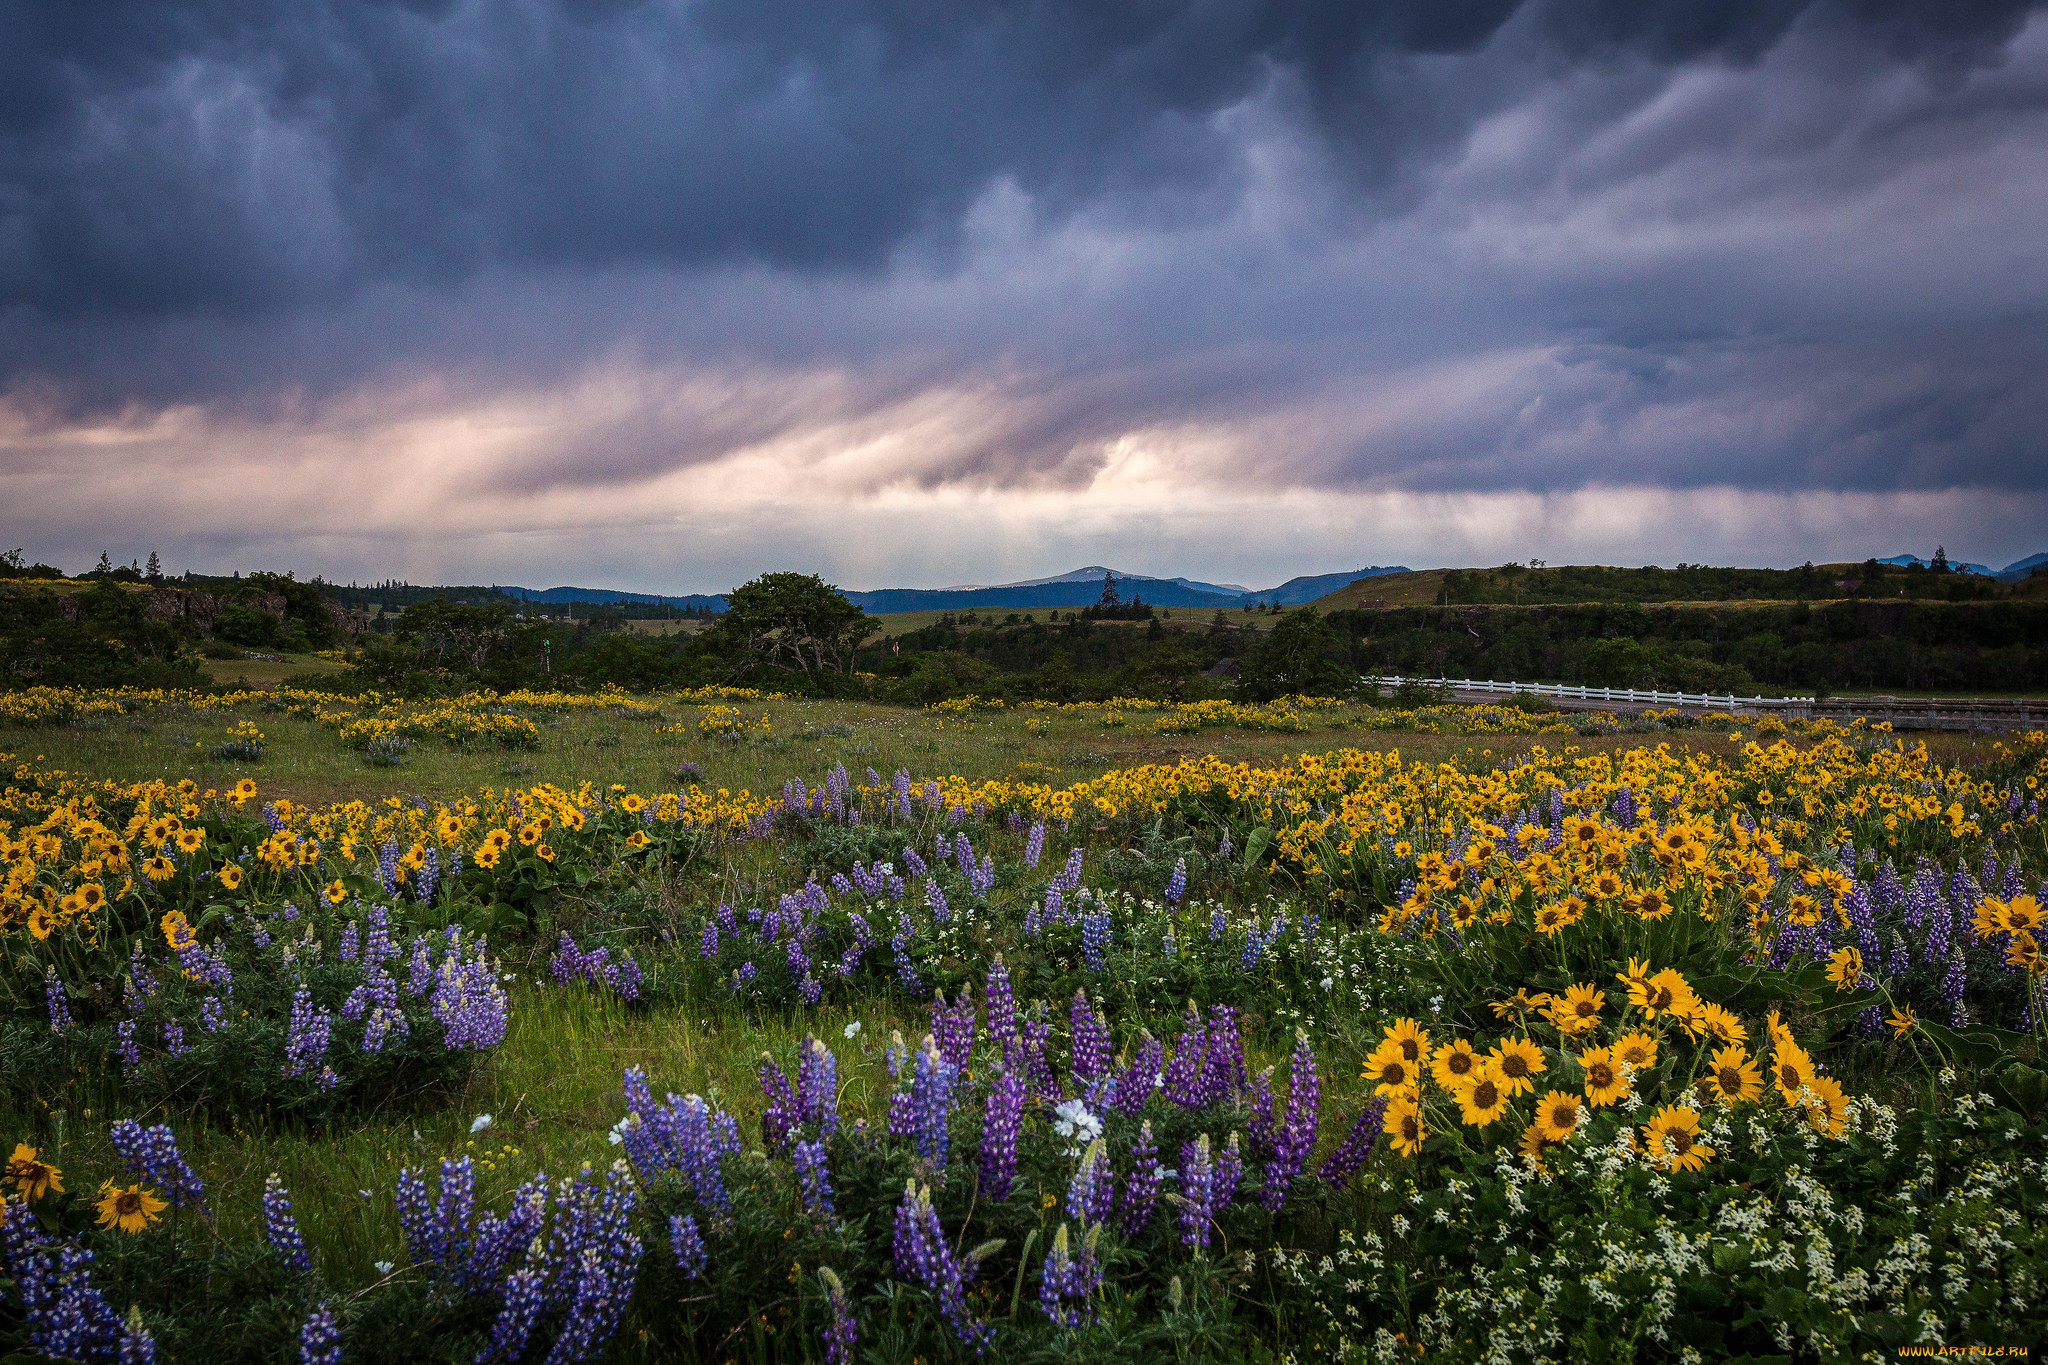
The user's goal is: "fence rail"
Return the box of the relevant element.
[1372,676,2048,729]
[1373,675,1811,711]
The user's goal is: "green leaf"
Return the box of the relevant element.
[1242,825,1272,872]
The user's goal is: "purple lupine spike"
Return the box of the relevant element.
[820,1266,858,1365]
[1081,908,1111,971]
[1065,1140,1107,1224]
[1213,1132,1245,1212]
[395,1165,438,1263]
[911,1041,958,1167]
[1018,1006,1061,1102]
[799,1038,840,1136]
[891,1182,992,1351]
[283,988,332,1080]
[107,1120,205,1209]
[1036,1222,1102,1329]
[980,1067,1025,1202]
[985,956,1017,1054]
[1208,906,1227,941]
[481,1267,550,1361]
[43,968,72,1032]
[1113,1033,1163,1117]
[669,1214,707,1279]
[1178,1135,1215,1249]
[1162,1003,1207,1108]
[1871,859,1905,914]
[1069,991,1111,1097]
[298,1302,340,1365]
[1265,1029,1321,1207]
[1942,948,1970,1026]
[1119,1122,1160,1238]
[1613,785,1635,828]
[1024,820,1045,868]
[794,1140,836,1218]
[1058,847,1084,892]
[1164,860,1186,905]
[925,877,950,923]
[760,1053,799,1152]
[1198,1005,1245,1104]
[1318,1098,1390,1187]
[263,1174,312,1273]
[434,1156,476,1271]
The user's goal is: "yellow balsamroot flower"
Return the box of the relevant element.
[1532,1090,1583,1144]
[1826,946,1863,991]
[1634,887,1674,921]
[624,829,651,850]
[1452,1063,1512,1127]
[6,1143,62,1202]
[217,865,243,890]
[1699,1046,1764,1106]
[76,881,106,911]
[1489,1037,1546,1097]
[27,905,55,940]
[1430,1038,1483,1089]
[1545,983,1605,1037]
[1886,1004,1917,1036]
[1633,968,1696,1018]
[1362,1040,1422,1096]
[95,1181,168,1234]
[618,793,647,815]
[473,845,501,870]
[518,824,541,847]
[535,843,555,863]
[1613,1031,1658,1076]
[1770,1041,1817,1104]
[1616,957,1655,999]
[1641,1105,1714,1172]
[2007,931,2041,973]
[141,854,176,883]
[1381,1017,1431,1065]
[325,879,348,905]
[1533,899,1583,935]
[1695,1003,1747,1047]
[160,909,193,950]
[173,827,204,854]
[1382,1092,1427,1157]
[1794,1074,1850,1137]
[1578,1045,1628,1107]
[1763,1009,1796,1054]
[232,777,257,803]
[1489,989,1551,1024]
[1516,1119,1562,1173]
[483,828,512,852]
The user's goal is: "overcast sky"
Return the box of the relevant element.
[3,0,2046,591]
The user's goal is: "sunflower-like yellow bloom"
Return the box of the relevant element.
[1430,1038,1482,1089]
[1641,1105,1713,1172]
[1451,1063,1512,1127]
[1793,1074,1850,1137]
[1489,1036,1546,1097]
[1532,1089,1582,1143]
[1382,1091,1427,1156]
[1545,983,1605,1037]
[1578,1045,1628,1107]
[1362,1040,1421,1096]
[140,855,176,883]
[6,1143,62,1202]
[1770,1041,1816,1104]
[1699,1046,1763,1106]
[1381,1018,1431,1065]
[1825,946,1863,991]
[1886,1004,1917,1036]
[95,1181,167,1234]
[1613,1031,1658,1076]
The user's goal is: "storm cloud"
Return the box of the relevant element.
[2,0,2046,586]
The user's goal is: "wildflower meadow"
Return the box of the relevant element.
[2,682,2046,1362]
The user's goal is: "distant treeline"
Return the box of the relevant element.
[1326,601,2048,695]
[1438,559,2023,605]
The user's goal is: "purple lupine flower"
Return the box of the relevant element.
[1164,860,1187,905]
[933,985,976,1070]
[1217,829,1233,859]
[760,1053,800,1151]
[669,1214,707,1279]
[481,1267,550,1361]
[395,1165,437,1263]
[377,839,400,898]
[107,1120,205,1209]
[463,1173,548,1294]
[1208,906,1227,941]
[1613,785,1635,828]
[911,1042,958,1167]
[405,935,434,998]
[1942,948,1970,1026]
[1068,990,1111,1099]
[43,967,72,1032]
[199,995,226,1032]
[891,915,921,993]
[1080,908,1111,972]
[1119,1122,1160,1239]
[115,1019,142,1075]
[925,877,950,923]
[1019,1007,1061,1102]
[984,956,1017,1054]
[298,1303,341,1365]
[904,847,928,877]
[794,1139,836,1218]
[1213,1132,1245,1212]
[1065,1139,1109,1223]
[890,1182,992,1351]
[339,920,361,963]
[119,1312,156,1364]
[1161,1004,1207,1108]
[819,1266,858,1365]
[1178,1135,1215,1249]
[1036,1222,1102,1329]
[161,1022,189,1058]
[430,948,510,1049]
[433,1156,476,1272]
[1197,1005,1245,1104]
[1318,1098,1389,1187]
[1024,820,1046,869]
[1262,1030,1320,1210]
[799,1038,840,1136]
[264,1174,312,1273]
[3,1200,127,1361]
[980,1067,1025,1202]
[1113,1032,1163,1117]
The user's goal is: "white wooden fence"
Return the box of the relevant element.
[1372,675,1811,711]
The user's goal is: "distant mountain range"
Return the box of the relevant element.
[501,565,1412,615]
[1879,553,2047,581]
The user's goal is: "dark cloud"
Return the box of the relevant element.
[1,0,2040,321]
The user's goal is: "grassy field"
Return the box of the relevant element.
[19,690,2010,815]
